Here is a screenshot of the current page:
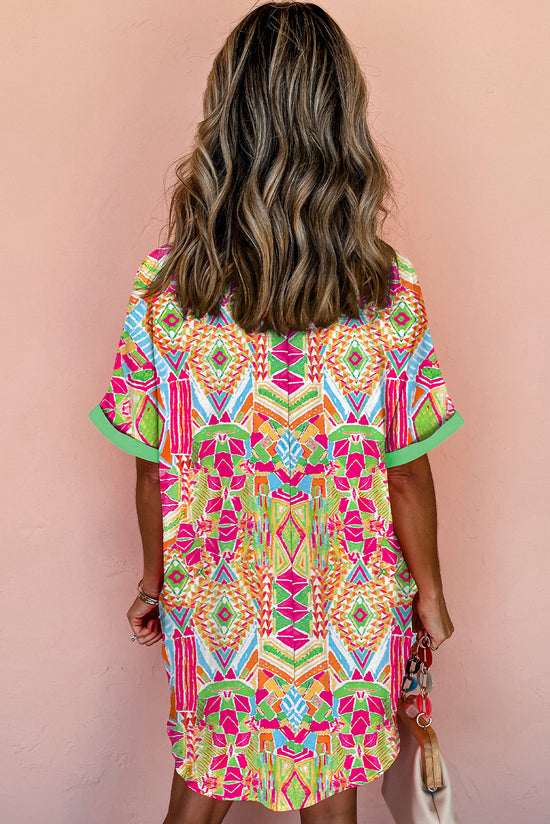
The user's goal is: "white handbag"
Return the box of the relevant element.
[381,633,460,824]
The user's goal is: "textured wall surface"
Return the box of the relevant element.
[2,1,548,822]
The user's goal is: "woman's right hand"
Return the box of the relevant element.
[127,595,163,646]
[411,589,454,650]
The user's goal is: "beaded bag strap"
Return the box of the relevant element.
[398,629,444,791]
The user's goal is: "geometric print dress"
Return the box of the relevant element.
[89,245,464,812]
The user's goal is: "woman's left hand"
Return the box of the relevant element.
[127,596,163,646]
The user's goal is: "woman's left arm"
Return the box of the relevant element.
[126,456,164,646]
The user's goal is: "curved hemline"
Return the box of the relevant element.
[88,403,160,462]
[175,735,401,813]
[384,410,464,467]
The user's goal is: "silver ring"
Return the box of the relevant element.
[131,634,137,643]
[416,712,433,728]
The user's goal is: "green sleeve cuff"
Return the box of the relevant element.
[88,404,160,462]
[384,410,465,467]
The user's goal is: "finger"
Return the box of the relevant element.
[139,618,160,635]
[146,622,162,639]
[136,614,158,631]
[145,632,163,646]
[142,620,159,636]
[130,613,148,630]
[142,630,162,645]
[131,621,147,637]
[411,613,423,632]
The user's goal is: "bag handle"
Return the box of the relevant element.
[398,630,444,791]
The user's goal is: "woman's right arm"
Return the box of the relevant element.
[387,453,455,649]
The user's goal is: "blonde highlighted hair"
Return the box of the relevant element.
[144,1,398,334]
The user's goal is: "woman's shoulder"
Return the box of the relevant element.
[122,245,176,321]
[135,244,173,288]
[391,249,421,290]
[365,249,420,319]
[362,248,428,348]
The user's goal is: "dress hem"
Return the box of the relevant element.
[174,735,401,813]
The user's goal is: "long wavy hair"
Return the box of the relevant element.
[143,1,398,335]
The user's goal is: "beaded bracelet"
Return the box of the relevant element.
[400,630,435,728]
[137,578,160,606]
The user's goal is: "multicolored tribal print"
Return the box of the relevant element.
[89,246,464,811]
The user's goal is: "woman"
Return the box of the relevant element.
[89,2,463,822]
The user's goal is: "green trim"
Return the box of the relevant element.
[88,404,160,462]
[384,410,465,467]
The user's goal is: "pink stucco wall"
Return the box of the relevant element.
[3,1,548,821]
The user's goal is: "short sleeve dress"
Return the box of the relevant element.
[89,246,464,812]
